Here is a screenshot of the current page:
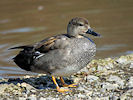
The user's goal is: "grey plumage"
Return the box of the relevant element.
[10,17,100,78]
[32,38,96,76]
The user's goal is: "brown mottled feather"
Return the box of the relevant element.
[10,34,69,53]
[34,36,58,53]
[10,34,68,53]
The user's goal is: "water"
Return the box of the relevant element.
[0,0,133,78]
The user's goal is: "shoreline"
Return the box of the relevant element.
[0,54,133,99]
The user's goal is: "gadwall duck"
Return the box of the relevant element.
[10,17,100,93]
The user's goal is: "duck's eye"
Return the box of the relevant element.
[79,23,83,26]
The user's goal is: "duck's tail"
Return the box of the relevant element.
[9,45,34,50]
[9,45,35,71]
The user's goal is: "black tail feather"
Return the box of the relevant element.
[10,45,35,71]
[9,45,34,50]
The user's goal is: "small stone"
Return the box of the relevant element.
[105,63,114,69]
[28,94,37,100]
[73,77,82,83]
[45,97,58,100]
[30,89,36,93]
[101,82,119,92]
[116,58,127,64]
[128,77,133,88]
[78,93,86,98]
[99,96,109,100]
[130,62,133,68]
[40,97,46,100]
[80,67,89,73]
[0,84,9,94]
[77,86,85,91]
[89,67,96,72]
[21,83,27,87]
[86,91,93,96]
[120,93,129,100]
[19,97,26,100]
[107,75,124,88]
[86,75,99,82]
[111,96,120,100]
[17,83,21,87]
[21,82,35,91]
[97,65,107,72]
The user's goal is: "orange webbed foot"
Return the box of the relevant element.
[62,83,77,88]
[52,76,72,93]
[60,77,78,88]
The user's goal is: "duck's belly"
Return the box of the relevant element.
[32,38,96,76]
[51,64,80,77]
[52,49,96,77]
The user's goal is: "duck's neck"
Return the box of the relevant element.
[66,34,84,38]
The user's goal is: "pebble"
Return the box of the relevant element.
[19,97,26,100]
[130,62,133,68]
[73,77,82,83]
[21,82,27,87]
[116,57,127,64]
[77,86,86,91]
[105,63,114,69]
[97,65,107,72]
[0,84,9,94]
[27,94,37,100]
[39,97,46,100]
[85,91,93,96]
[77,93,86,98]
[86,75,99,82]
[99,96,109,100]
[127,77,133,88]
[107,75,124,88]
[101,82,119,91]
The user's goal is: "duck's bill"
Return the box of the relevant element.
[86,29,100,36]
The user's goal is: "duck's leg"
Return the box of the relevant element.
[60,77,77,87]
[52,76,71,93]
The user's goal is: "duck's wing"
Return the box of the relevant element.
[10,34,69,53]
[34,34,69,53]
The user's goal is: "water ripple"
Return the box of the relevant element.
[97,44,127,51]
[0,27,46,34]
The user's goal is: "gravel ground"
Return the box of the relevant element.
[0,54,133,100]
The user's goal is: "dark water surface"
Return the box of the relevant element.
[0,0,133,78]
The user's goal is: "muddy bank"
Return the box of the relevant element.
[0,54,133,100]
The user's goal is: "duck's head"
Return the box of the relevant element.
[67,17,100,38]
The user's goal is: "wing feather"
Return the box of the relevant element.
[9,34,69,53]
[33,34,69,53]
